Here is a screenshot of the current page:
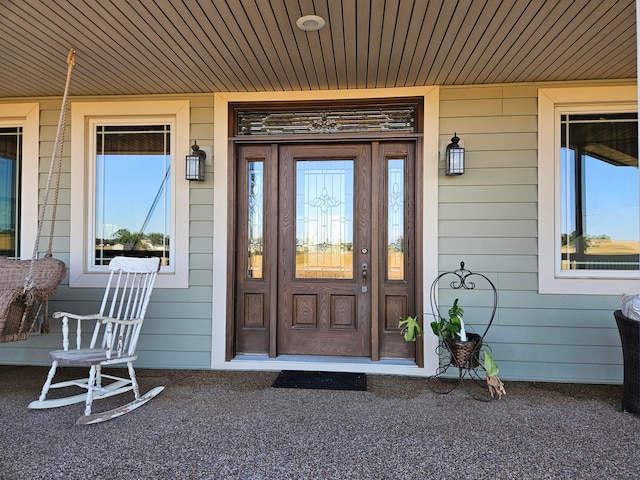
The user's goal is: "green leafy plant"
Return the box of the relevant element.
[399,299,506,399]
[398,315,422,341]
[430,298,464,339]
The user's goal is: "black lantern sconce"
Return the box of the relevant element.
[446,133,465,176]
[186,141,206,181]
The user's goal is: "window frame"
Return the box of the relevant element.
[538,86,640,294]
[0,103,39,260]
[70,100,190,288]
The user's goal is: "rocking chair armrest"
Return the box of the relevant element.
[99,317,144,326]
[52,312,103,321]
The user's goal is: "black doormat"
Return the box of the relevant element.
[272,370,367,391]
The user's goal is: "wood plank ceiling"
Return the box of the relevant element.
[0,0,636,97]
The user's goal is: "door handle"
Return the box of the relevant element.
[361,261,368,293]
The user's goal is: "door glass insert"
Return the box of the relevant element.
[295,160,354,279]
[247,161,264,278]
[387,158,405,280]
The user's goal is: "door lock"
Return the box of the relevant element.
[361,261,368,293]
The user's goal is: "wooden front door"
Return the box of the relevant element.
[278,144,372,356]
[234,141,418,360]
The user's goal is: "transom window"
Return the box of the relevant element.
[232,98,422,136]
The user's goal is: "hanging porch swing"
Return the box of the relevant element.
[0,49,75,343]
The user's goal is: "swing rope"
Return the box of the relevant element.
[0,50,72,342]
[23,48,75,302]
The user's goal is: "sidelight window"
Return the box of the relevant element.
[247,161,264,279]
[387,158,405,281]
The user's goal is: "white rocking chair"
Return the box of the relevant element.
[29,256,163,425]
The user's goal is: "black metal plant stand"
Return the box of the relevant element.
[426,261,498,401]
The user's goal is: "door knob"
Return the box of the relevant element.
[361,261,368,293]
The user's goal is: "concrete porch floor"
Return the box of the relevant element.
[0,365,638,479]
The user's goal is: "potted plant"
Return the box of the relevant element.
[399,298,506,399]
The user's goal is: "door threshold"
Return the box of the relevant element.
[222,354,425,376]
[234,354,416,366]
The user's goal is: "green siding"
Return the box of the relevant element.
[438,82,629,384]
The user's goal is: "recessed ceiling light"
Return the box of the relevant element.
[296,15,325,32]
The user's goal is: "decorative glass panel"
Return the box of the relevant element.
[247,161,264,278]
[387,159,405,280]
[94,125,171,266]
[296,160,354,279]
[238,107,415,135]
[560,113,639,270]
[0,127,21,258]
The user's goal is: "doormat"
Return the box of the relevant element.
[272,371,367,391]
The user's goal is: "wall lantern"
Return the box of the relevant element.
[446,133,465,176]
[186,141,206,181]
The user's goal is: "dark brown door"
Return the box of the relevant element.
[278,144,372,356]
[234,141,418,361]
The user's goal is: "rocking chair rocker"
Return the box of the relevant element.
[29,256,163,424]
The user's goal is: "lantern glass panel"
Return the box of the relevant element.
[447,147,464,175]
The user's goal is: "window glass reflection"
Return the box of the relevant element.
[0,127,20,258]
[95,125,171,266]
[560,113,639,270]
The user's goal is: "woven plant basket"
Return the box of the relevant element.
[445,333,482,368]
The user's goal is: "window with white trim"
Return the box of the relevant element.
[0,104,39,260]
[538,86,640,295]
[70,101,190,288]
[93,124,172,267]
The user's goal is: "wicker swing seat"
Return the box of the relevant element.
[0,50,74,344]
[0,257,66,343]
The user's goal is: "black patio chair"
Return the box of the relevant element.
[614,309,640,414]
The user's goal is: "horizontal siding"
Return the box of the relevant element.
[441,115,538,134]
[138,350,211,369]
[439,221,538,238]
[437,82,631,384]
[440,203,538,220]
[439,237,537,255]
[440,185,537,202]
[487,325,619,347]
[497,361,622,384]
[443,167,537,185]
[496,307,615,328]
[191,204,214,221]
